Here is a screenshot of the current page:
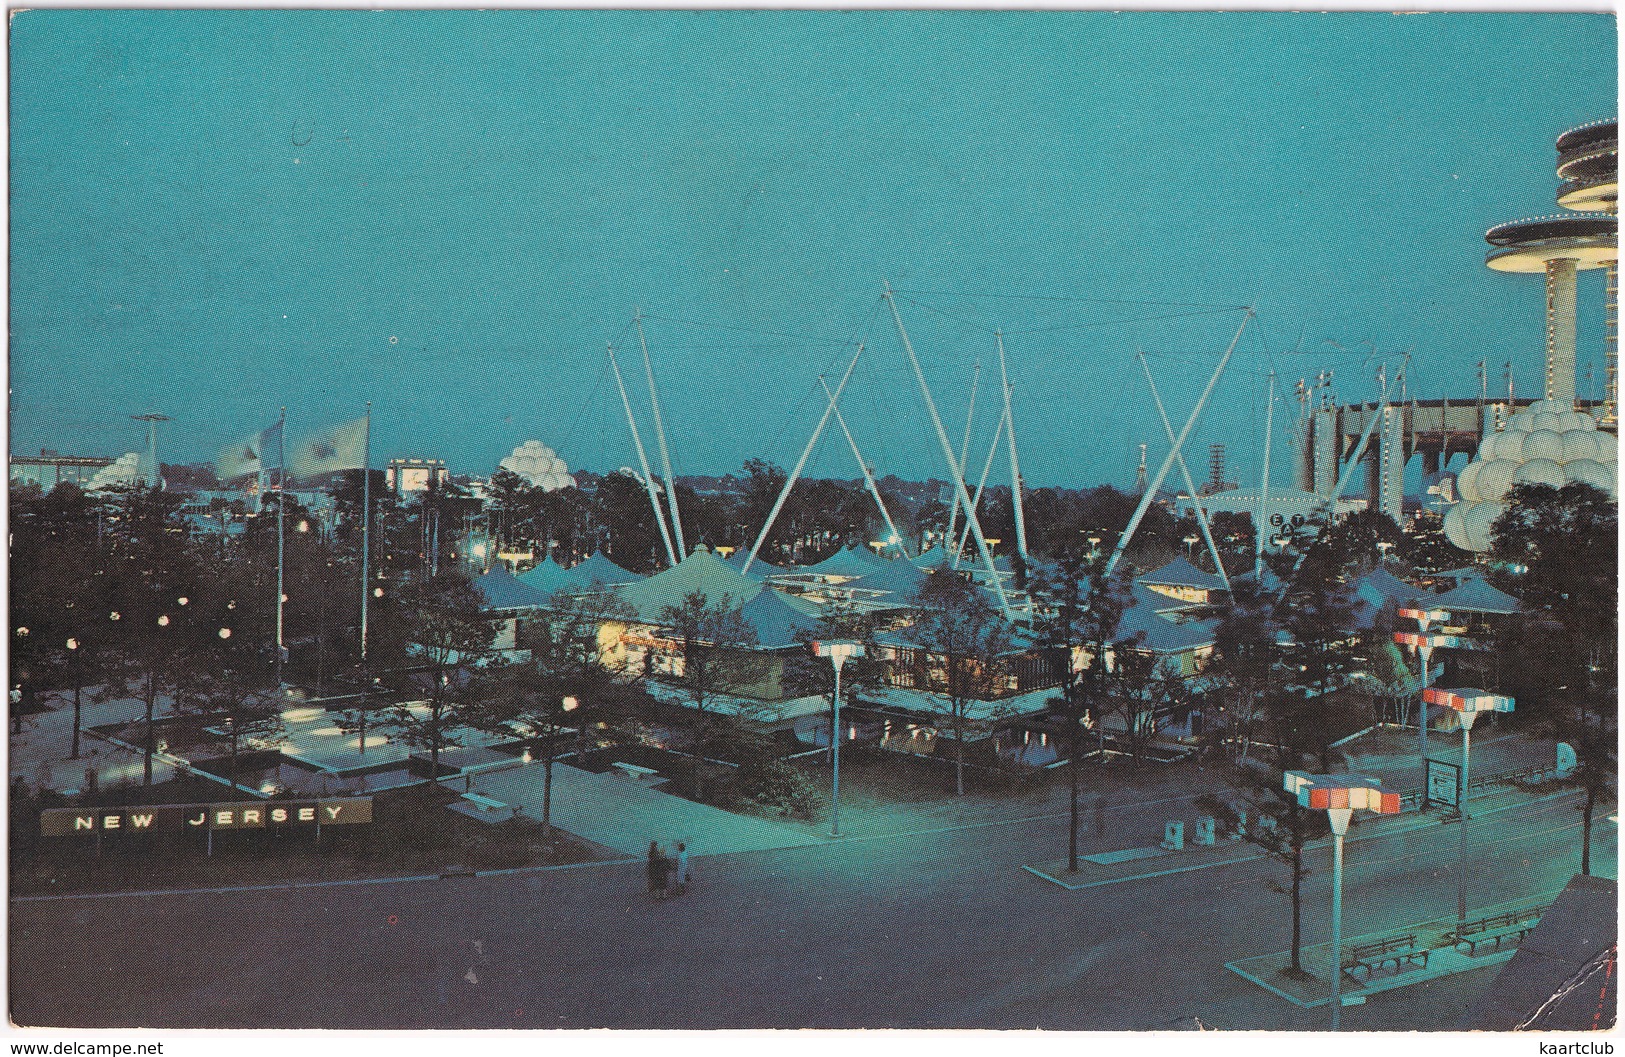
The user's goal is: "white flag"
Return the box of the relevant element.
[216,421,283,482]
[289,416,368,480]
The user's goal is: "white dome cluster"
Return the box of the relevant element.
[1444,399,1618,550]
[86,453,146,491]
[499,440,576,492]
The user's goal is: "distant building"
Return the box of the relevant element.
[9,450,115,491]
[385,458,449,496]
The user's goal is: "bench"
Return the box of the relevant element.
[1450,909,1540,956]
[1343,934,1428,979]
[611,762,659,781]
[461,792,508,812]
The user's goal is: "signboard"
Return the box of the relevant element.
[41,797,372,837]
[1424,759,1460,809]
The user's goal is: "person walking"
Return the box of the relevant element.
[646,841,663,898]
[656,843,674,899]
[674,842,689,895]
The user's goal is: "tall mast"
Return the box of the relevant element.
[953,406,1008,569]
[1256,373,1275,581]
[360,402,372,661]
[885,286,1013,621]
[608,343,677,568]
[744,345,864,575]
[636,310,686,557]
[821,375,908,557]
[276,407,287,686]
[996,331,1029,562]
[946,362,980,555]
[1108,311,1251,576]
[1139,351,1230,589]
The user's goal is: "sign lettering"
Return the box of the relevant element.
[41,798,373,837]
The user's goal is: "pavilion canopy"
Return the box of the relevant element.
[614,546,764,624]
[1430,576,1522,615]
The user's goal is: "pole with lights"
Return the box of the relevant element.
[1282,771,1402,1030]
[1423,686,1514,924]
[811,639,865,838]
[1394,606,1457,762]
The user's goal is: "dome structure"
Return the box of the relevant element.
[1443,399,1618,550]
[86,452,146,492]
[498,440,577,492]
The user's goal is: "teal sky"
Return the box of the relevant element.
[9,10,1618,489]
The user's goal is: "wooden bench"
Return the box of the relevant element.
[611,762,659,781]
[1343,934,1428,979]
[461,792,508,812]
[1451,909,1540,956]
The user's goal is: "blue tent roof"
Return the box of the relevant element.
[614,546,764,623]
[516,555,573,595]
[567,550,642,588]
[1358,566,1422,604]
[1138,556,1228,593]
[1432,576,1522,615]
[474,564,552,611]
[1118,599,1219,654]
[737,589,823,649]
[842,558,929,599]
[911,545,953,569]
[803,545,892,579]
[724,551,795,578]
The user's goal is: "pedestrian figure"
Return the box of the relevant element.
[656,843,674,899]
[1093,794,1107,839]
[674,842,689,894]
[646,840,663,898]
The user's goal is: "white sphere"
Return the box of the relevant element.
[1478,460,1518,501]
[1565,458,1617,495]
[1516,458,1567,487]
[1456,460,1484,502]
[1522,429,1565,461]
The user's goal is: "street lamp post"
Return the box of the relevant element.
[66,637,83,760]
[1283,771,1402,1031]
[1424,687,1515,924]
[811,639,865,838]
[1395,607,1455,762]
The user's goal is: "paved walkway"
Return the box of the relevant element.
[1225,889,1561,1009]
[9,692,181,793]
[460,762,827,856]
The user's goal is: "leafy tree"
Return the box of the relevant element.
[786,598,887,761]
[378,573,497,784]
[1039,555,1130,870]
[1295,508,1404,587]
[478,588,641,837]
[1491,482,1619,872]
[905,570,1014,796]
[98,485,205,785]
[658,591,762,798]
[192,655,283,791]
[1208,578,1278,762]
[1105,652,1186,766]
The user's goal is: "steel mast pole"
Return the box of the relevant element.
[608,343,678,568]
[820,377,907,557]
[885,286,1012,620]
[997,332,1029,563]
[636,310,686,558]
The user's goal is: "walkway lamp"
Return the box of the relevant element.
[66,637,84,760]
[1394,606,1458,760]
[1423,687,1514,924]
[811,639,865,838]
[1283,771,1402,1030]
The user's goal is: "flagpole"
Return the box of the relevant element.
[276,408,287,687]
[360,402,371,663]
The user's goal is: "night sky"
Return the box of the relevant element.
[9,10,1617,489]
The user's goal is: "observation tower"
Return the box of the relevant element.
[1445,119,1619,551]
